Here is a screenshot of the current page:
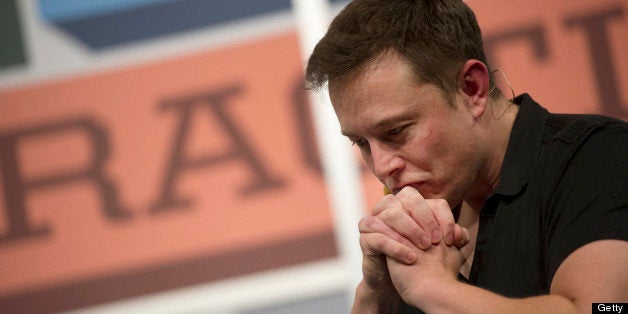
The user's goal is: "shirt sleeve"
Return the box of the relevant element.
[545,122,628,283]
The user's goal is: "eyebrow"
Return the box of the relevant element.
[372,113,415,129]
[341,112,415,137]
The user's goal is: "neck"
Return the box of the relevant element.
[469,96,518,205]
[457,96,518,278]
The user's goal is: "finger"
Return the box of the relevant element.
[426,199,456,246]
[359,216,416,248]
[370,192,433,250]
[377,207,432,250]
[396,186,442,245]
[360,232,417,264]
[372,194,401,216]
[453,224,471,249]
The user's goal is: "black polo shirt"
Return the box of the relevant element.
[400,94,628,313]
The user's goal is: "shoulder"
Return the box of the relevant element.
[543,113,627,144]
[538,113,628,176]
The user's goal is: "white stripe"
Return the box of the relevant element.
[291,0,365,307]
[65,259,348,314]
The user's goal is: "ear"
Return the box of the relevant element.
[459,60,490,120]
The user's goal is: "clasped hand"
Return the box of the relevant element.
[357,186,470,305]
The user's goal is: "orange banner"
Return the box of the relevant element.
[0,31,339,311]
[0,0,626,312]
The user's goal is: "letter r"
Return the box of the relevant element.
[0,118,130,245]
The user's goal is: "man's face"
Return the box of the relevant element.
[329,54,485,207]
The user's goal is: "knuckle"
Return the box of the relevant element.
[382,194,397,202]
[360,233,382,248]
[359,235,368,249]
[399,185,417,195]
[406,221,423,235]
[434,198,450,209]
[358,216,376,231]
[424,217,439,230]
[388,242,406,257]
[359,233,379,252]
[373,194,398,214]
[397,189,420,205]
[444,221,455,231]
[426,198,450,212]
[359,233,369,243]
[371,234,386,249]
[379,207,402,222]
[358,217,368,229]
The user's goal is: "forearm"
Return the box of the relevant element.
[352,280,401,314]
[405,278,577,314]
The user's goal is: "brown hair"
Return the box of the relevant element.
[305,0,497,102]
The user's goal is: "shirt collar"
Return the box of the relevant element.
[493,93,548,196]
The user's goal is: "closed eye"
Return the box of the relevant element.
[350,138,369,148]
[387,126,404,136]
[384,124,410,141]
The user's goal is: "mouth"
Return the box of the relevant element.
[391,182,425,195]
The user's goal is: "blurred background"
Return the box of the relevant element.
[0,0,626,313]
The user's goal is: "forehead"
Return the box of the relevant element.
[329,55,433,125]
[329,53,416,112]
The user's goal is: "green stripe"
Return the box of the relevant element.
[0,0,27,69]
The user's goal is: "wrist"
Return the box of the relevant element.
[352,279,400,314]
[402,275,462,311]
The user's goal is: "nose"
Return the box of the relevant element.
[370,142,403,180]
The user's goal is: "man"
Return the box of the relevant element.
[304,0,628,313]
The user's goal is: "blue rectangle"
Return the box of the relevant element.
[43,0,350,50]
[39,0,175,21]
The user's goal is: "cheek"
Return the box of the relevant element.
[420,126,450,158]
[402,129,442,167]
[360,151,375,172]
[417,126,468,172]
